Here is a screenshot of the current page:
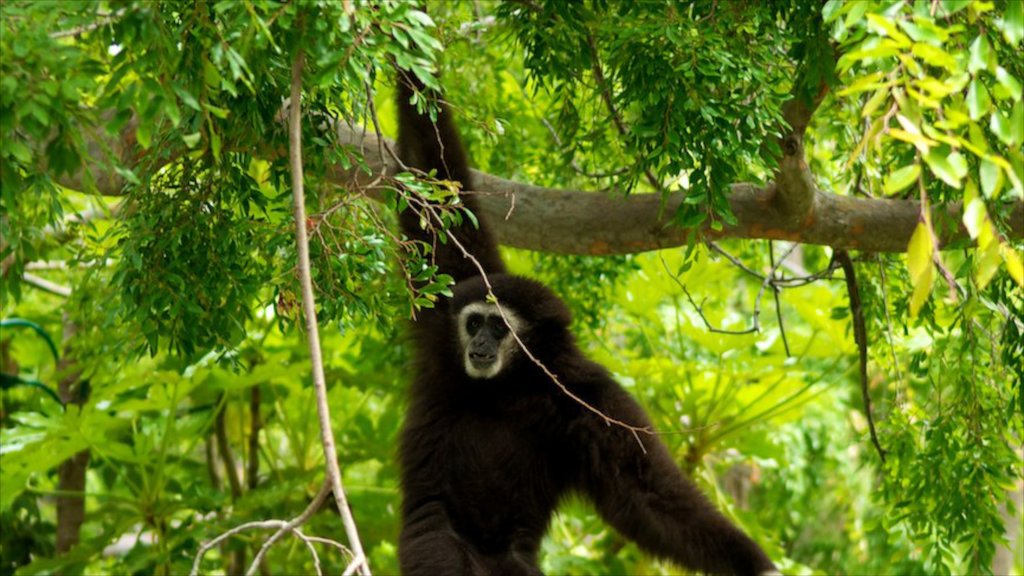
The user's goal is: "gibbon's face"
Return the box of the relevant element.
[456,302,525,379]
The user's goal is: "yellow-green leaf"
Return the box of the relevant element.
[884,164,921,194]
[908,221,934,281]
[911,43,958,71]
[962,198,986,239]
[967,79,992,120]
[968,34,991,74]
[975,238,1001,289]
[862,88,890,118]
[866,14,912,46]
[909,260,934,317]
[907,220,935,317]
[979,158,1003,197]
[890,128,936,152]
[1003,244,1024,287]
[136,121,152,149]
[838,71,887,96]
[924,149,964,187]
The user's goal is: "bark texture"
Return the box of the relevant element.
[59,115,1024,255]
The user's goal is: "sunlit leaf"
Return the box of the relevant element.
[975,237,1001,288]
[997,0,1023,45]
[1003,244,1024,287]
[907,221,935,317]
[924,149,964,187]
[884,164,921,194]
[962,198,986,239]
[979,158,1003,197]
[967,79,992,120]
[968,35,992,74]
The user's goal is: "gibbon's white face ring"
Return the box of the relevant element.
[457,302,525,380]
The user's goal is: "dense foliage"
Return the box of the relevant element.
[1,1,1021,575]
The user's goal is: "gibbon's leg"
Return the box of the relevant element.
[399,501,481,576]
[579,387,776,576]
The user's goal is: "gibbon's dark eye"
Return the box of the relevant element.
[490,318,509,338]
[466,313,483,333]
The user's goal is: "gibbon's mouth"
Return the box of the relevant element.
[468,352,497,370]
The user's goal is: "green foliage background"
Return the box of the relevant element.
[1,1,1022,575]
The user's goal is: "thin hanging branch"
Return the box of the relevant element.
[836,250,886,463]
[194,45,371,576]
[286,48,371,576]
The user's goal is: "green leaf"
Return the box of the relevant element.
[962,198,986,239]
[1011,99,1024,145]
[998,0,1023,45]
[173,85,201,111]
[979,158,1003,198]
[968,35,991,74]
[975,238,1001,289]
[1003,245,1024,287]
[924,149,964,187]
[967,79,992,120]
[136,120,152,149]
[994,67,1023,101]
[866,13,912,47]
[907,221,935,317]
[884,164,921,194]
[990,109,1013,145]
[911,43,958,72]
[947,152,968,181]
[862,87,890,118]
[6,140,31,164]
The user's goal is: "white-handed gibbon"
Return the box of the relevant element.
[395,71,777,576]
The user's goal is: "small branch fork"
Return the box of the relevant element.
[189,481,358,576]
[660,242,826,355]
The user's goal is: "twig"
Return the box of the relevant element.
[836,250,886,463]
[50,8,126,38]
[191,481,348,576]
[244,481,331,576]
[706,241,766,280]
[21,273,72,297]
[659,252,756,335]
[769,242,791,357]
[876,256,904,395]
[286,48,370,576]
[659,243,797,338]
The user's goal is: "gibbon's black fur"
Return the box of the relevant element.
[395,71,777,576]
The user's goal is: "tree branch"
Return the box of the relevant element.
[286,49,370,576]
[55,111,1024,255]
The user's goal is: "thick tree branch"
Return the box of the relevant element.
[57,112,1024,255]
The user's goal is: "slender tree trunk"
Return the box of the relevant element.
[55,318,89,555]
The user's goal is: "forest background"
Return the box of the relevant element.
[1,1,1022,575]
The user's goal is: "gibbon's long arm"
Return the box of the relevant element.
[395,71,506,285]
[577,379,777,576]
